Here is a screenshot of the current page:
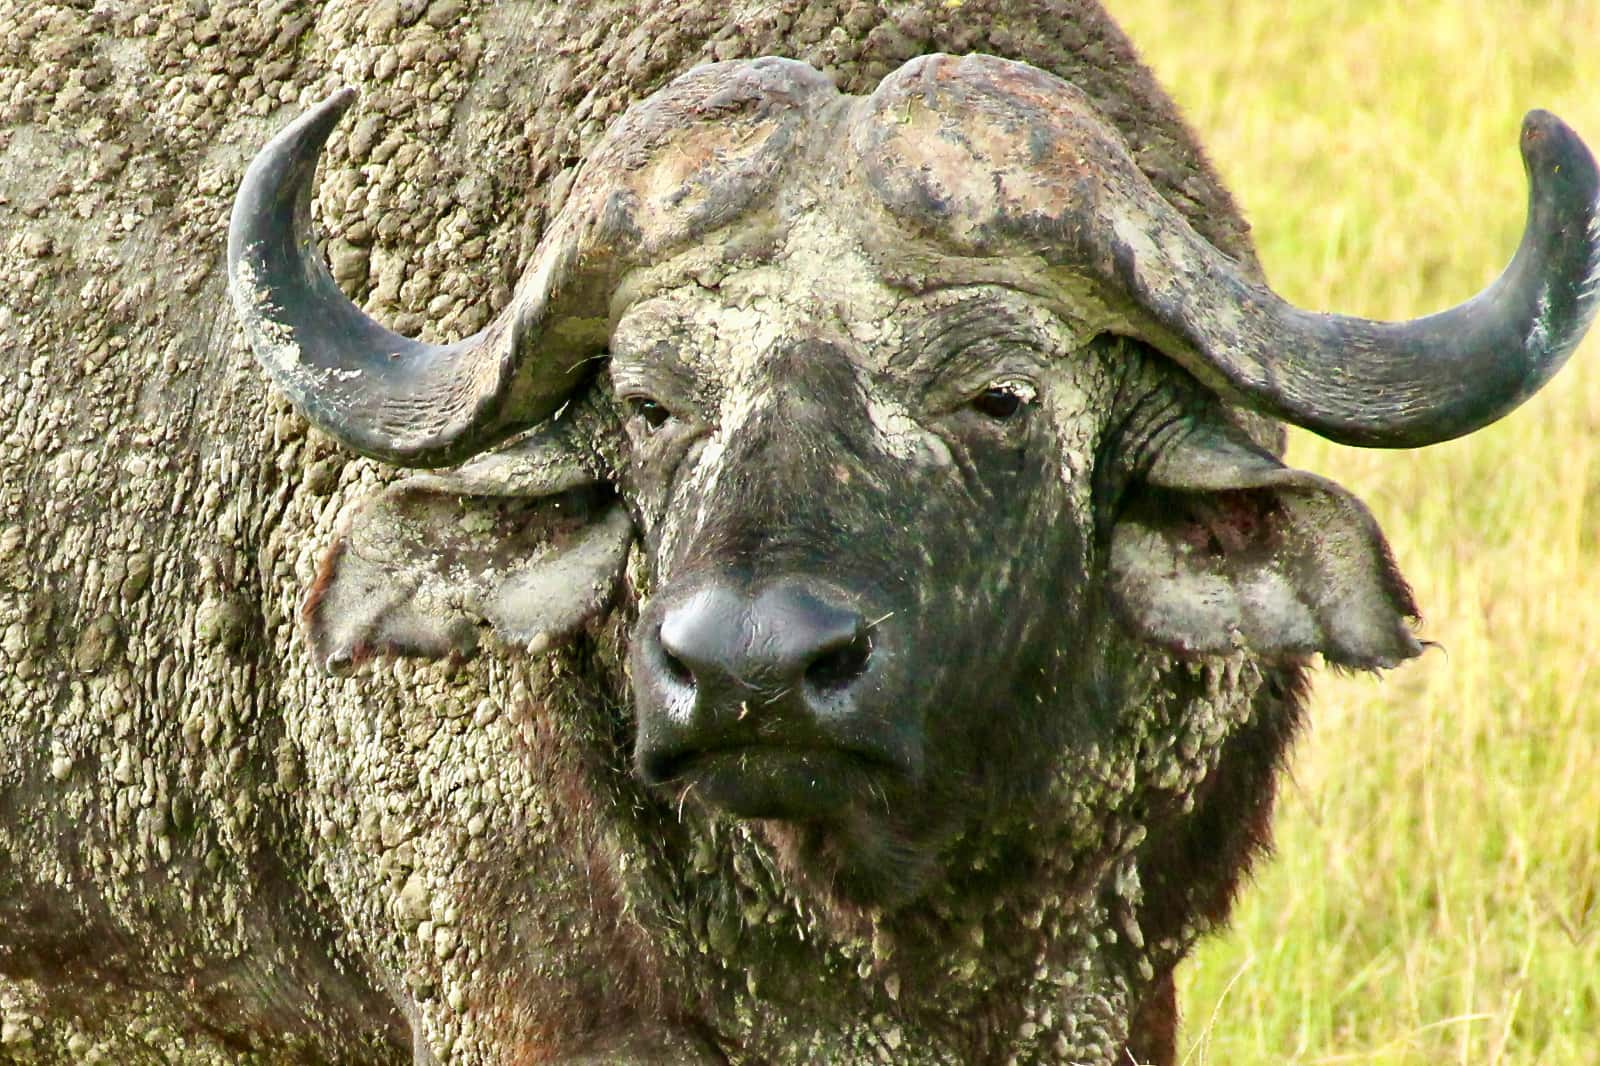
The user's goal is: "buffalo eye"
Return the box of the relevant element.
[627,396,673,432]
[968,380,1035,420]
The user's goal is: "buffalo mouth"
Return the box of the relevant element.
[641,744,903,820]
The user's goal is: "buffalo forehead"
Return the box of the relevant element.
[614,227,1109,574]
[611,211,1101,382]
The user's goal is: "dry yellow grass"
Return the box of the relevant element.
[1110,2,1600,1062]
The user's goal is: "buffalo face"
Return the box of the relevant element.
[614,261,1118,902]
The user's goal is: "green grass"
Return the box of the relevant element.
[1110,2,1600,1063]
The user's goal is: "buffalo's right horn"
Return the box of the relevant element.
[228,90,603,468]
[230,62,833,469]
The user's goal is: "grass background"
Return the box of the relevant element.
[1109,1,1600,1063]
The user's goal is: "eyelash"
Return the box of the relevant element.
[967,379,1036,420]
[627,396,673,431]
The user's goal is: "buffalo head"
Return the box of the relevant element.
[229,55,1599,909]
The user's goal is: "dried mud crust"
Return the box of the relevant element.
[0,2,1257,1063]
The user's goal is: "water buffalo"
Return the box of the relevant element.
[225,48,1599,1066]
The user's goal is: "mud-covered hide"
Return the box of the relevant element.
[0,2,1426,1065]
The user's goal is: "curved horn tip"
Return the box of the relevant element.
[245,87,360,174]
[266,86,360,162]
[228,87,361,268]
[1520,109,1599,199]
[299,86,360,132]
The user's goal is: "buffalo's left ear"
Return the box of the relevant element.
[304,427,633,675]
[1108,422,1421,669]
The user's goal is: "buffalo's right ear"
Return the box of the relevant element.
[1108,421,1422,669]
[304,426,633,676]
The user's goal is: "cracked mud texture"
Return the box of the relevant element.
[0,1,1261,1062]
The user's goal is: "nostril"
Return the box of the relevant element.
[655,626,696,689]
[805,629,873,693]
[662,648,695,688]
[639,749,689,785]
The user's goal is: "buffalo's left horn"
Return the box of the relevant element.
[861,56,1600,448]
[1097,108,1600,448]
[228,89,603,468]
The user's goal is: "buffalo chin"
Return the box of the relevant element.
[650,748,944,908]
[756,811,946,911]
